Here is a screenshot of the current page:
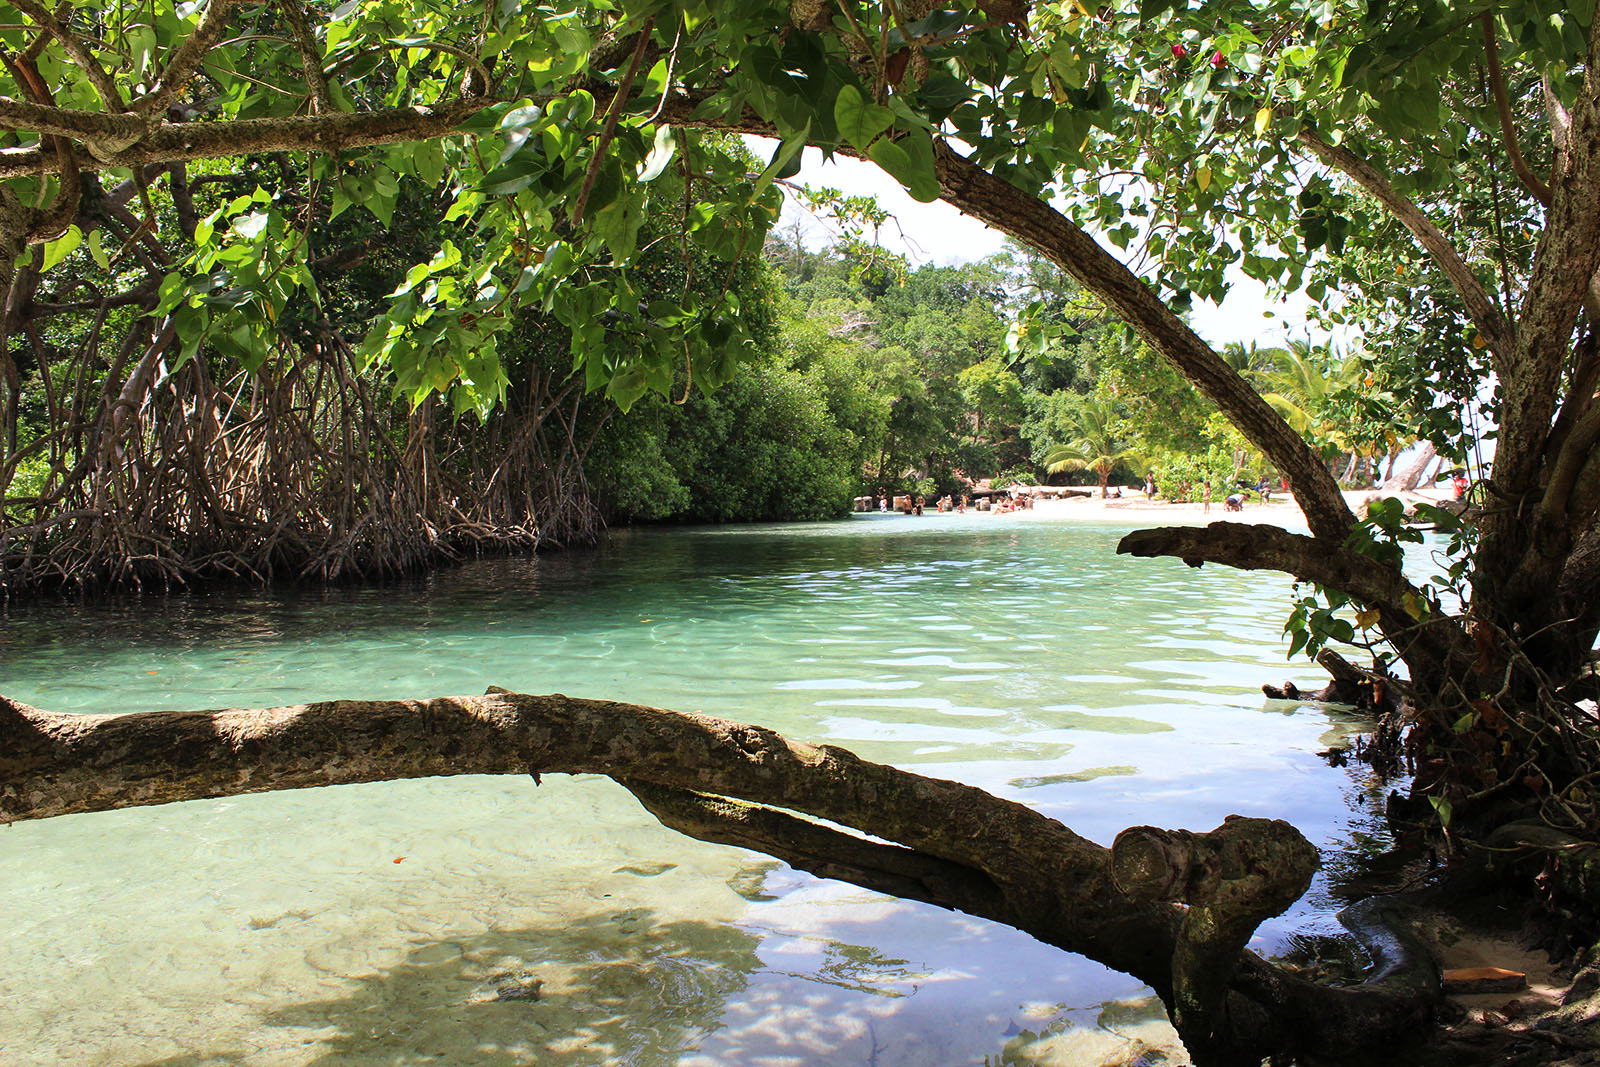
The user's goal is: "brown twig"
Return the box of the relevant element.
[569,17,655,228]
[1481,15,1551,206]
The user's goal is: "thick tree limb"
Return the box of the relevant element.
[1114,818,1318,1062]
[1550,524,1600,674]
[0,99,147,153]
[926,140,1356,542]
[1491,17,1600,497]
[1297,129,1514,364]
[1478,18,1600,638]
[0,99,497,179]
[652,92,1363,547]
[1545,72,1573,158]
[1118,522,1464,680]
[1545,330,1600,473]
[0,689,1436,1064]
[623,780,1018,924]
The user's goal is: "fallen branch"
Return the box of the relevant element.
[1117,522,1465,683]
[0,687,1438,1064]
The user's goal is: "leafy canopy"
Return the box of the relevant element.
[6,0,1584,432]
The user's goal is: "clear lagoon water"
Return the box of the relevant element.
[1,513,1395,1065]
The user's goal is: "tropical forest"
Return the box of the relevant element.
[4,0,1600,1064]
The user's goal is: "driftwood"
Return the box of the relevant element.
[1262,649,1405,716]
[1112,817,1318,1062]
[1,688,1439,1066]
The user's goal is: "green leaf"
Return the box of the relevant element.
[39,225,81,273]
[87,227,109,270]
[128,24,157,78]
[607,364,650,411]
[637,125,678,182]
[834,84,895,151]
[754,123,809,195]
[413,139,448,186]
[154,272,188,316]
[476,155,546,195]
[870,133,940,202]
[553,24,590,57]
[916,72,974,117]
[1427,794,1452,828]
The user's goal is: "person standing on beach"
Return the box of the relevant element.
[1145,474,1155,501]
[1202,481,1212,513]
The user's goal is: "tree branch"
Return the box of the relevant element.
[1481,15,1551,206]
[1544,72,1572,159]
[1117,522,1464,678]
[0,97,146,153]
[1553,524,1600,661]
[0,688,1437,1063]
[570,17,655,227]
[10,0,126,112]
[277,0,334,115]
[0,99,498,178]
[132,0,247,116]
[1297,128,1514,363]
[1113,818,1318,1061]
[1490,16,1600,501]
[622,780,1018,923]
[925,139,1357,542]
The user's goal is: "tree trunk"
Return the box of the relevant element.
[0,689,1438,1065]
[1383,441,1437,492]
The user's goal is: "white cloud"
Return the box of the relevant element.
[770,144,1007,265]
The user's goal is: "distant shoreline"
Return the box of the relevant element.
[892,488,1455,528]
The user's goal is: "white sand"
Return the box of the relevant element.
[950,488,1456,529]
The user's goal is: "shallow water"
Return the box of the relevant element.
[2,514,1397,1065]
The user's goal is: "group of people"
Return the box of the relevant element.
[876,490,949,516]
[871,489,1033,515]
[869,475,1293,516]
[1163,474,1282,513]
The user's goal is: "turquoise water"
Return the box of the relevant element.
[1,514,1392,1065]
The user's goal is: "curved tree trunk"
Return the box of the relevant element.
[1383,441,1437,492]
[2,689,1437,1066]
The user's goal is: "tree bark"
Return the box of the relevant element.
[1117,522,1464,688]
[924,141,1357,544]
[0,689,1437,1065]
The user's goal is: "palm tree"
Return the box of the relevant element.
[1255,341,1416,486]
[1041,396,1143,498]
[1250,341,1371,478]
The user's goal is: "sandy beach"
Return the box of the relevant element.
[953,487,1457,528]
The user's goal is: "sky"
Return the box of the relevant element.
[768,142,1322,351]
